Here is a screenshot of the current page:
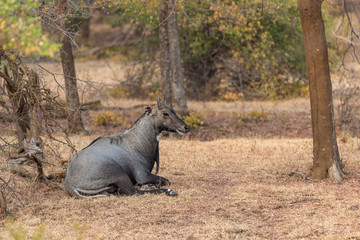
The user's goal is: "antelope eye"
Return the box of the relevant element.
[163,112,169,117]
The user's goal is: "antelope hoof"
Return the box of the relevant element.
[166,189,178,196]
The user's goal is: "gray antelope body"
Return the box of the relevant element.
[65,98,189,198]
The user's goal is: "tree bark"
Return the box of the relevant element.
[60,36,84,133]
[167,0,189,115]
[159,0,188,114]
[159,0,172,106]
[57,0,84,133]
[298,0,343,182]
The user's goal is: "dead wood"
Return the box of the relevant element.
[47,168,66,180]
[7,138,46,180]
[80,101,144,111]
[79,100,101,110]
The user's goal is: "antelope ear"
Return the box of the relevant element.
[157,95,161,107]
[144,106,152,114]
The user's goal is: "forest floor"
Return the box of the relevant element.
[0,59,360,239]
[0,136,359,239]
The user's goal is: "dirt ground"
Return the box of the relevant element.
[1,59,360,239]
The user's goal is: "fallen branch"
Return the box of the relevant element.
[8,139,48,181]
[79,100,101,111]
[94,104,144,111]
[47,168,66,180]
[79,100,144,111]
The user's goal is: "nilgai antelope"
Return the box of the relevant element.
[65,97,189,198]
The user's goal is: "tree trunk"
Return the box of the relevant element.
[60,36,84,133]
[298,0,343,182]
[167,0,189,115]
[79,1,92,46]
[159,0,172,106]
[57,0,84,133]
[79,17,91,45]
[159,0,188,114]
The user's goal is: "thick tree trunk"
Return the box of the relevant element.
[159,0,172,106]
[79,17,91,45]
[60,37,84,133]
[79,2,92,46]
[159,0,188,114]
[57,0,84,133]
[167,0,189,115]
[298,0,343,182]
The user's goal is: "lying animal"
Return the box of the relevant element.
[65,97,189,198]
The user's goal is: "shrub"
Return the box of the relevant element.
[335,81,360,132]
[180,0,307,99]
[183,112,206,129]
[236,110,269,123]
[92,111,126,126]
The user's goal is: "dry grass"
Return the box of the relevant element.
[1,136,360,239]
[1,60,359,239]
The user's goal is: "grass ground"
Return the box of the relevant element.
[0,136,360,239]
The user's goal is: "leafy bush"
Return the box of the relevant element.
[183,112,206,129]
[268,81,309,100]
[92,0,308,100]
[179,0,306,99]
[236,110,269,123]
[218,91,244,102]
[92,111,126,126]
[335,81,360,131]
[0,0,59,57]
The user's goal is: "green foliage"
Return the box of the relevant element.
[179,0,306,99]
[89,0,308,100]
[183,112,206,129]
[0,0,59,57]
[92,111,126,126]
[268,80,309,100]
[96,0,159,30]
